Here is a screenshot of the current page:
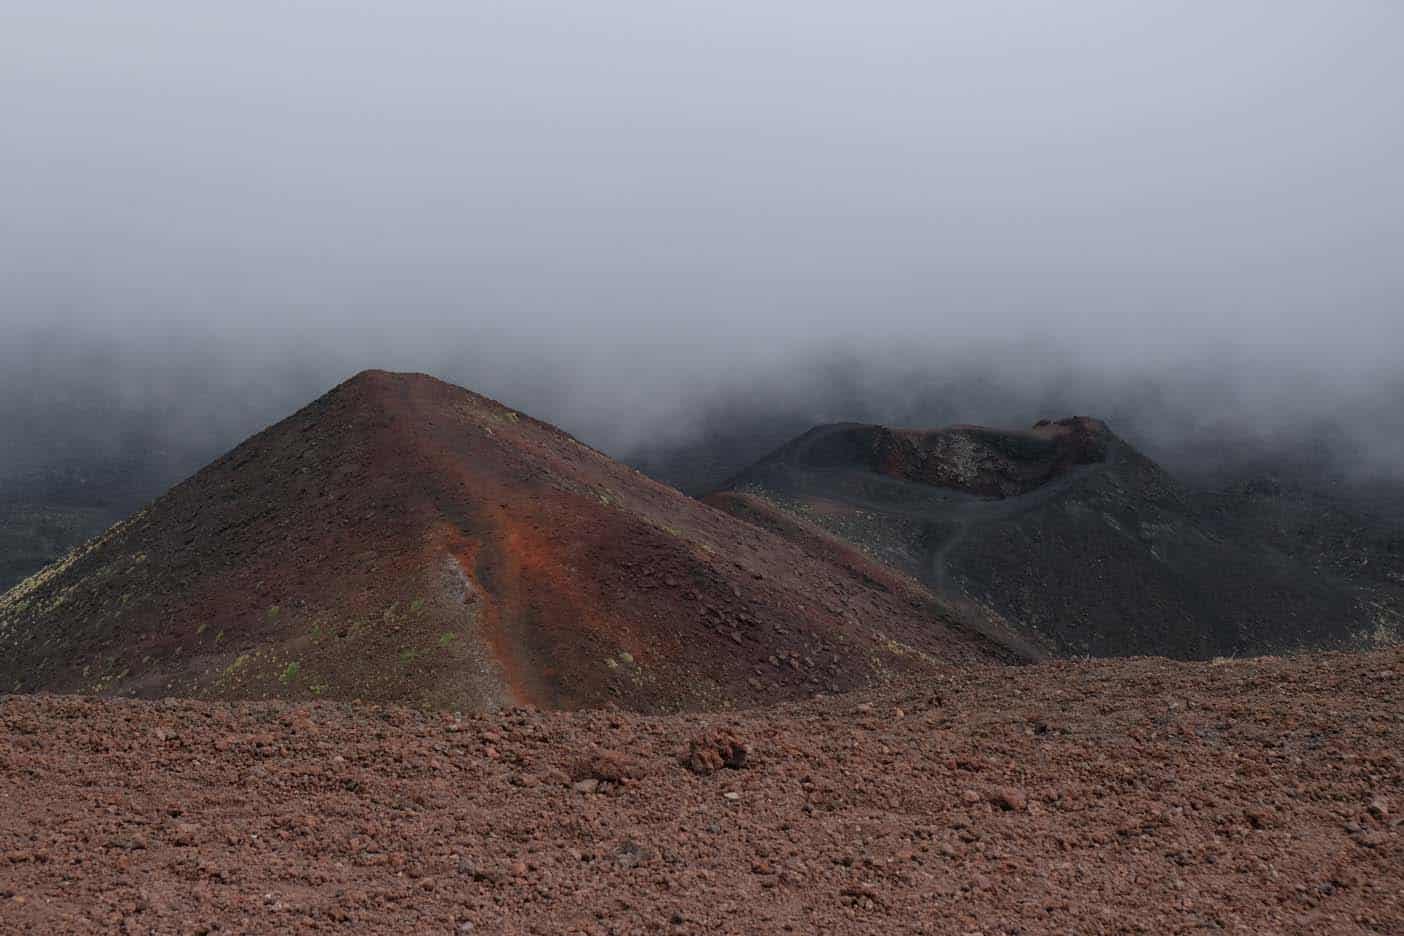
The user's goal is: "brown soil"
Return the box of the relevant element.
[2,648,1399,934]
[875,418,1110,498]
[0,371,1017,712]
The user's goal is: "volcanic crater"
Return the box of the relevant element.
[0,371,1023,711]
[712,417,1403,659]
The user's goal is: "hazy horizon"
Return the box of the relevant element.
[3,2,1401,486]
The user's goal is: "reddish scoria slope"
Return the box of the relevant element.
[0,371,1018,711]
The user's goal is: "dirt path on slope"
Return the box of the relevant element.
[745,423,1119,598]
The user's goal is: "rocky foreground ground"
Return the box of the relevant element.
[2,649,1401,935]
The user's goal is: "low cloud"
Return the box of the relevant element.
[2,2,1399,490]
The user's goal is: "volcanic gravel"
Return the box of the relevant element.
[0,370,1014,710]
[3,649,1401,934]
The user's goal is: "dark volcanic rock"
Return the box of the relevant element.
[711,418,1404,659]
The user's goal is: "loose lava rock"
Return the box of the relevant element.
[1,648,1399,932]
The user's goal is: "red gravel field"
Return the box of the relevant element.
[3,648,1400,935]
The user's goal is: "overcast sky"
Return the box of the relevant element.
[2,2,1401,478]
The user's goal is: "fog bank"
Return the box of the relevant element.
[2,2,1400,490]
